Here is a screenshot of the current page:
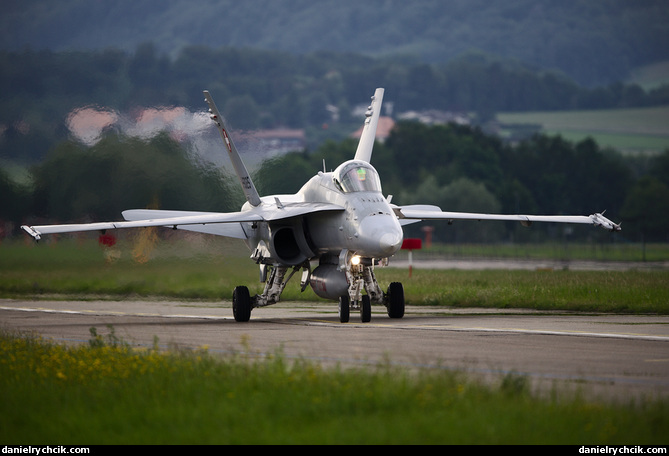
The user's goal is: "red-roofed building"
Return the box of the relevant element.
[350,117,395,144]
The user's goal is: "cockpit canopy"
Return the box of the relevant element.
[333,160,382,193]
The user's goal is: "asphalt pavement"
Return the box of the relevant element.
[2,298,668,400]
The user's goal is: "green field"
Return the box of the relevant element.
[497,105,669,154]
[628,61,669,91]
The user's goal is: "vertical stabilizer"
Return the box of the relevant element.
[353,88,385,163]
[203,90,262,207]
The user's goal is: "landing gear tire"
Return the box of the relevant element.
[232,286,252,322]
[360,295,371,323]
[338,295,350,323]
[386,282,405,319]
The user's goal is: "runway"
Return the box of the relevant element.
[2,298,669,400]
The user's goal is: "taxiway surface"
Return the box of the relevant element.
[2,298,668,399]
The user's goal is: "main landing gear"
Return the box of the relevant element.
[231,263,304,322]
[232,250,404,323]
[230,256,406,323]
[233,279,405,323]
[232,285,253,323]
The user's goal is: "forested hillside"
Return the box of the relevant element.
[2,0,668,87]
[2,1,668,243]
[2,45,668,164]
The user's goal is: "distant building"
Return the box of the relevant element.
[350,116,395,144]
[397,110,470,126]
[66,107,118,145]
[253,129,306,156]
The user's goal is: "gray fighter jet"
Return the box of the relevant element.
[22,89,620,322]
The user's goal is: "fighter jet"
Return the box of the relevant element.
[22,88,621,323]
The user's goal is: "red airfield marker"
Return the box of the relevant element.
[401,238,422,277]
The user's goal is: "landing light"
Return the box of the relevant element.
[351,255,361,266]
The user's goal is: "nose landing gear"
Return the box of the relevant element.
[338,294,372,323]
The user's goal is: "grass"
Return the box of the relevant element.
[379,268,669,314]
[398,241,669,262]
[1,329,667,444]
[0,236,259,300]
[1,237,668,314]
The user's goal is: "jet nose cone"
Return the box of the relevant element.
[379,231,403,255]
[358,215,403,257]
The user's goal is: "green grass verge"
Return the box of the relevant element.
[2,238,668,314]
[378,269,669,314]
[402,241,669,262]
[1,330,666,444]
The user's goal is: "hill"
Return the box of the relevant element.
[2,0,669,86]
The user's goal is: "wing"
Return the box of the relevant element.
[121,209,252,239]
[21,210,262,241]
[393,204,621,232]
[21,202,345,241]
[353,88,385,163]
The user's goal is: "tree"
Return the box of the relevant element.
[620,176,669,242]
[31,132,237,222]
[223,95,261,130]
[648,149,669,187]
[253,152,315,196]
[0,166,31,232]
[399,176,503,243]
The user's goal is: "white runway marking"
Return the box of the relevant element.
[3,305,668,341]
